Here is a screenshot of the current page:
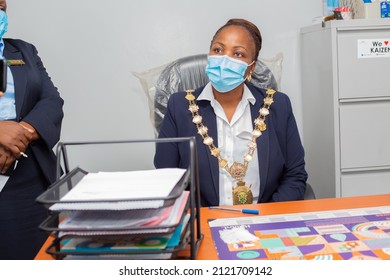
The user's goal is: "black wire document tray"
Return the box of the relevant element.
[36,138,203,260]
[36,166,190,210]
[41,198,192,259]
[44,223,192,259]
[39,192,190,234]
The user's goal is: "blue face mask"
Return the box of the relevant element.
[0,10,8,39]
[205,55,254,93]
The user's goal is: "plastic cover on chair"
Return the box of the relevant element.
[133,53,283,135]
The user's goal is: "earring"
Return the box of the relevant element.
[247,72,253,83]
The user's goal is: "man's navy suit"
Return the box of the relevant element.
[155,83,307,206]
[0,39,64,259]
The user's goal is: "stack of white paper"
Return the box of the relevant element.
[50,168,187,211]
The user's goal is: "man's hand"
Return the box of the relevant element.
[0,120,33,158]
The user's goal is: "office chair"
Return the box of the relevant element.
[304,183,316,200]
[153,53,279,133]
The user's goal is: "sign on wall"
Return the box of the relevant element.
[358,39,390,58]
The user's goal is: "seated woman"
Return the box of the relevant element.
[154,18,307,206]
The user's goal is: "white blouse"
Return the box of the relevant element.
[197,83,260,205]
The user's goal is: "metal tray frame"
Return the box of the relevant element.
[37,137,203,259]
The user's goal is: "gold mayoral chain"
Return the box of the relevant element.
[185,88,276,205]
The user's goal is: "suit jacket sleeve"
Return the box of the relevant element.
[19,43,64,149]
[6,39,64,184]
[154,93,182,168]
[270,93,307,202]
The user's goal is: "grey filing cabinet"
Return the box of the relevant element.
[300,19,390,199]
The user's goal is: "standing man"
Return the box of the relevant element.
[0,0,64,259]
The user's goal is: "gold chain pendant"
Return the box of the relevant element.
[229,162,246,181]
[232,181,253,205]
[185,88,276,205]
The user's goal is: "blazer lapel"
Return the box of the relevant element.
[4,41,27,119]
[250,86,270,201]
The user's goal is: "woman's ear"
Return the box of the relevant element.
[249,62,256,77]
[251,61,256,73]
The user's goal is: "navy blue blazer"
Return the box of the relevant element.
[154,83,307,206]
[4,38,64,184]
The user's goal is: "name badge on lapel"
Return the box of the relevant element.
[7,59,25,66]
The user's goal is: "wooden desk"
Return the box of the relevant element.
[35,194,390,260]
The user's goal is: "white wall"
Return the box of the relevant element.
[6,0,322,171]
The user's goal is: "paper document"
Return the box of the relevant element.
[208,206,390,260]
[59,207,173,229]
[60,233,172,253]
[50,200,165,211]
[50,168,187,211]
[0,175,9,193]
[61,168,186,201]
[58,191,189,236]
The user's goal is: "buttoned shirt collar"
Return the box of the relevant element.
[198,83,256,106]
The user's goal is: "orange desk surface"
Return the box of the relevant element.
[35,194,390,260]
